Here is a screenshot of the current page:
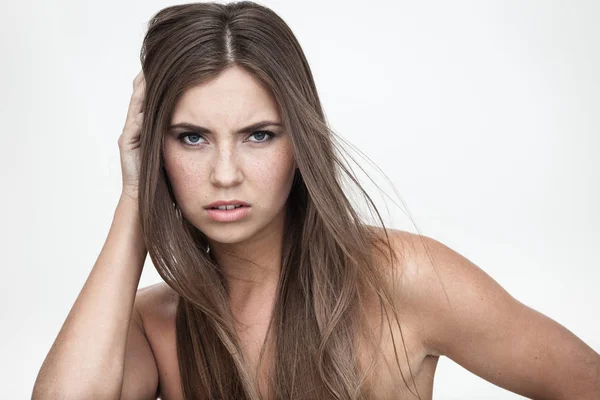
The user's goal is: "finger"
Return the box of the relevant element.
[133,69,144,88]
[119,111,144,147]
[133,70,146,94]
[125,77,146,124]
[125,89,144,123]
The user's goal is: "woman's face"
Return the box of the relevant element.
[163,65,296,245]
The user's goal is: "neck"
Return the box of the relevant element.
[208,212,285,313]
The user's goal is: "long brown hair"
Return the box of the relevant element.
[138,2,427,398]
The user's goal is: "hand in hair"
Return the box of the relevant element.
[118,69,146,201]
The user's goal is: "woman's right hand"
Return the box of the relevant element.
[118,70,146,201]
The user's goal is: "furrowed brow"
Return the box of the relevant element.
[167,120,282,134]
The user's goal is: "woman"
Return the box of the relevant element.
[33,2,600,399]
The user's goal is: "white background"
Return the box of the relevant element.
[1,0,598,399]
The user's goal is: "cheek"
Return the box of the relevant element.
[164,153,209,203]
[252,146,296,197]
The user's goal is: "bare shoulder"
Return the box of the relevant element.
[363,225,427,296]
[134,282,185,399]
[359,226,440,397]
[364,227,460,339]
[135,282,179,328]
[368,229,455,353]
[376,230,600,398]
[361,225,435,339]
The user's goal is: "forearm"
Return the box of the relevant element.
[32,195,148,399]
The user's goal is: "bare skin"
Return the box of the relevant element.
[138,65,440,399]
[163,65,296,315]
[34,63,600,399]
[131,200,600,399]
[134,228,440,400]
[33,67,438,400]
[32,71,150,399]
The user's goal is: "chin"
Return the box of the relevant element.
[198,218,257,244]
[207,208,285,245]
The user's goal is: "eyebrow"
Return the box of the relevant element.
[167,120,283,134]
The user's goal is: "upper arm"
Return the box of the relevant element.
[120,288,160,400]
[397,232,600,399]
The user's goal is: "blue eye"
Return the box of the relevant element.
[177,130,275,147]
[178,133,205,146]
[248,130,275,143]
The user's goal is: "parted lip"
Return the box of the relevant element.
[204,200,250,209]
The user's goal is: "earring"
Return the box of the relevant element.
[206,244,210,253]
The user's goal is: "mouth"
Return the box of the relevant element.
[205,205,250,222]
[206,204,248,210]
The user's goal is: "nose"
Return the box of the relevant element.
[209,144,243,188]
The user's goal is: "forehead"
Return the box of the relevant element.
[170,66,280,126]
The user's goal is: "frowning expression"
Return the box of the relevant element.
[163,65,297,244]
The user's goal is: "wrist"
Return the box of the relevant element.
[119,192,139,206]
